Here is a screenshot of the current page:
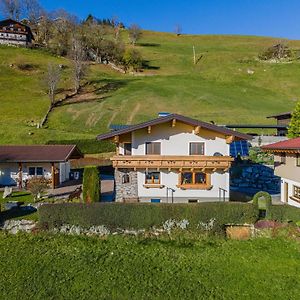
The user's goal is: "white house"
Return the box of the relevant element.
[0,145,82,189]
[262,137,300,207]
[97,114,251,203]
[0,19,34,47]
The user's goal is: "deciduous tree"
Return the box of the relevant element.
[288,101,300,138]
[45,63,61,107]
[128,23,142,45]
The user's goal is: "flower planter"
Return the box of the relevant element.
[225,224,254,240]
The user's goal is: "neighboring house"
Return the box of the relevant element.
[0,145,82,189]
[262,137,300,207]
[97,114,251,203]
[0,19,34,46]
[267,111,291,136]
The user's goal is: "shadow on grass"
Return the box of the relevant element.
[142,60,160,70]
[0,207,37,223]
[137,43,161,47]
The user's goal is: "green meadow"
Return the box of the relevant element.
[1,32,300,145]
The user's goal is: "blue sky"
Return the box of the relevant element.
[40,0,300,39]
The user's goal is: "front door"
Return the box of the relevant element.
[284,182,289,203]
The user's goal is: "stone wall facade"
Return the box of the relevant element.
[115,168,138,202]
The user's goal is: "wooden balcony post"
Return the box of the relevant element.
[51,163,55,189]
[18,162,22,190]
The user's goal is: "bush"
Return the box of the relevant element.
[46,139,115,154]
[268,205,300,223]
[252,191,272,218]
[27,177,49,202]
[82,166,100,203]
[39,202,258,232]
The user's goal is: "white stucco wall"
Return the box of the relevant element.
[137,170,229,202]
[0,162,71,186]
[280,178,300,208]
[131,122,229,156]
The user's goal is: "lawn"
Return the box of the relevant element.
[0,233,299,299]
[1,32,300,146]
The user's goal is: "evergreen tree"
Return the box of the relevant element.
[288,101,300,138]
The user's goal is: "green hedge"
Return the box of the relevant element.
[83,166,100,203]
[268,205,300,222]
[39,202,258,232]
[46,139,115,154]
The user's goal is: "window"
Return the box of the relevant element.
[296,155,300,167]
[181,172,207,185]
[189,142,205,155]
[28,167,44,176]
[122,173,130,184]
[293,186,300,200]
[28,167,35,176]
[124,143,132,156]
[280,154,286,164]
[146,142,161,155]
[145,172,160,184]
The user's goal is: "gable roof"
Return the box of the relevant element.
[0,145,83,163]
[267,111,292,119]
[262,137,300,153]
[97,114,252,141]
[0,19,34,39]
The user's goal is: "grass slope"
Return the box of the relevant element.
[0,233,299,299]
[1,32,300,145]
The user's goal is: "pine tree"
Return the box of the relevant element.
[288,101,300,138]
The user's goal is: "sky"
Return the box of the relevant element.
[40,0,300,39]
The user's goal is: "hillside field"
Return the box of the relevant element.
[1,31,300,146]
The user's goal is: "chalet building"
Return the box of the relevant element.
[262,138,300,207]
[267,111,291,136]
[0,19,34,46]
[0,145,82,189]
[97,114,251,203]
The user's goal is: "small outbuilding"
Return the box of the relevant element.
[0,145,82,189]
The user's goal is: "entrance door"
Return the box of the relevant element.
[284,182,289,203]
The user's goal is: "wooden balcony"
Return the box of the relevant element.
[111,155,233,171]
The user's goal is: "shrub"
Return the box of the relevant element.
[39,202,258,232]
[82,166,100,203]
[252,191,272,218]
[46,139,115,154]
[268,205,300,223]
[27,177,49,202]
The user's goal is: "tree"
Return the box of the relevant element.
[45,63,61,107]
[128,24,142,45]
[288,101,300,138]
[23,0,42,24]
[0,0,22,20]
[82,166,100,203]
[122,48,143,72]
[70,38,86,93]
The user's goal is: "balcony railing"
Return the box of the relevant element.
[111,155,233,171]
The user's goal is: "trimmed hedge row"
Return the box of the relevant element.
[39,202,258,232]
[268,205,300,222]
[47,139,115,154]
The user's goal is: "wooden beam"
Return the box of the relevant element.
[172,119,176,127]
[147,126,151,134]
[51,163,55,189]
[114,135,119,143]
[18,162,22,190]
[194,126,201,134]
[226,135,234,144]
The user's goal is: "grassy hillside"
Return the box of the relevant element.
[1,32,300,145]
